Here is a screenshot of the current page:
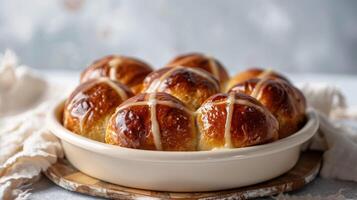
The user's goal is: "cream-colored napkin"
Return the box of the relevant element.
[0,50,356,199]
[0,108,63,199]
[0,50,64,200]
[301,84,357,182]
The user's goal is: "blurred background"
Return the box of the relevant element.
[0,0,357,74]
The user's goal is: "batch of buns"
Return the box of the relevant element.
[63,53,306,151]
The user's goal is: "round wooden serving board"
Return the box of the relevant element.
[44,151,322,200]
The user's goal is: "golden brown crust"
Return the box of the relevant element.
[167,53,229,90]
[142,66,220,110]
[196,93,279,150]
[105,92,197,151]
[229,78,306,138]
[80,55,153,94]
[63,78,133,142]
[226,68,290,92]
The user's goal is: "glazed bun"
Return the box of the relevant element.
[229,77,306,139]
[63,78,133,142]
[226,68,289,92]
[142,66,220,110]
[196,92,279,150]
[80,55,153,94]
[105,92,197,151]
[167,53,229,89]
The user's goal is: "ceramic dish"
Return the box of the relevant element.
[48,100,319,192]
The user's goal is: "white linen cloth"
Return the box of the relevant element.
[0,50,356,199]
[0,50,65,200]
[301,84,357,183]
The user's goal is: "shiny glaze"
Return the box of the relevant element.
[229,78,306,138]
[80,55,153,94]
[63,78,133,142]
[166,52,229,89]
[143,66,220,109]
[106,92,197,151]
[145,67,179,93]
[197,93,279,150]
[226,68,290,92]
[97,77,129,100]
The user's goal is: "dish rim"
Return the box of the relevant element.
[48,100,319,162]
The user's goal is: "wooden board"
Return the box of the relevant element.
[44,151,322,200]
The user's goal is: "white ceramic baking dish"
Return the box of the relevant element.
[48,101,319,192]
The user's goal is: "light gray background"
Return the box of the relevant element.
[1,0,357,74]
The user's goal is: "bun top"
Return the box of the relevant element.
[63,78,133,142]
[80,55,153,94]
[142,66,220,109]
[197,92,279,150]
[229,77,306,138]
[167,52,229,89]
[226,68,289,91]
[106,92,197,151]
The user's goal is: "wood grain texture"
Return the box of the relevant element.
[44,151,322,200]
